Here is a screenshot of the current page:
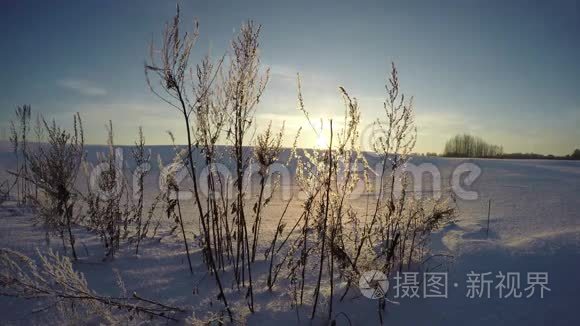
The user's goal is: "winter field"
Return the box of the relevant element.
[3,3,579,325]
[1,147,579,325]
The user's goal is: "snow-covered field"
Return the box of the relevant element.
[1,150,579,325]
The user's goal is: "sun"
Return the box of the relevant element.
[315,134,329,149]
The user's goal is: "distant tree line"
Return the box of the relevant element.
[500,149,580,160]
[443,134,503,158]
[441,133,580,160]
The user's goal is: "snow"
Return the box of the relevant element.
[1,151,580,325]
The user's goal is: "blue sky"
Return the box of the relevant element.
[0,0,579,154]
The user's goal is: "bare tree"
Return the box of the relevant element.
[443,133,503,158]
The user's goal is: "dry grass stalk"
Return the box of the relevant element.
[130,126,151,255]
[0,248,185,322]
[9,105,32,205]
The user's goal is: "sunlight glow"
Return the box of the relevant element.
[315,133,329,149]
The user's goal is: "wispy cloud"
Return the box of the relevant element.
[267,63,335,87]
[57,78,107,96]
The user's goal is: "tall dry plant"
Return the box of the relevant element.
[9,105,32,205]
[160,144,194,274]
[332,63,417,300]
[131,127,151,255]
[138,153,177,241]
[192,55,233,271]
[145,5,232,320]
[336,64,454,323]
[268,66,454,324]
[223,20,269,313]
[0,180,13,206]
[146,5,270,317]
[25,113,84,260]
[287,76,367,320]
[82,121,130,260]
[251,121,284,262]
